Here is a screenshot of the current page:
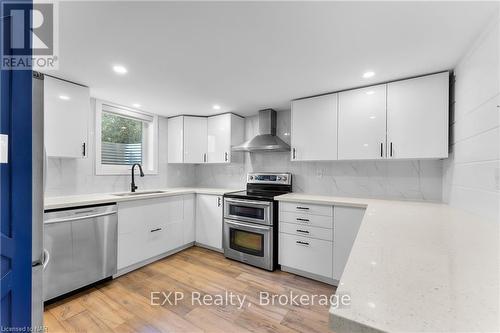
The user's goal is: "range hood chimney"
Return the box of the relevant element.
[232,109,291,152]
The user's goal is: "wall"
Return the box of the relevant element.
[442,10,500,221]
[195,110,444,201]
[45,100,196,197]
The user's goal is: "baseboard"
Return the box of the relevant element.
[280,265,338,286]
[114,242,195,278]
[194,242,224,253]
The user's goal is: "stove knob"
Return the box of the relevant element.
[282,176,287,182]
[276,176,281,181]
[249,176,254,180]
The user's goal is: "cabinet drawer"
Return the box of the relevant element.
[280,211,333,229]
[279,233,333,278]
[280,202,333,217]
[280,222,333,241]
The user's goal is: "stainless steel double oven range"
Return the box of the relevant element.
[223,172,292,271]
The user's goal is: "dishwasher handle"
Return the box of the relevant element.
[44,210,117,224]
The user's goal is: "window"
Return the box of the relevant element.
[95,100,158,175]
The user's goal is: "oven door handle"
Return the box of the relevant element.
[225,219,272,231]
[224,198,272,207]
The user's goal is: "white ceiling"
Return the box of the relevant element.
[52,1,498,117]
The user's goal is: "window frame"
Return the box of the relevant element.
[95,100,159,175]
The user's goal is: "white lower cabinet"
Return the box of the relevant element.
[183,194,195,244]
[333,206,365,281]
[279,233,333,278]
[117,195,193,271]
[279,201,365,285]
[195,194,223,250]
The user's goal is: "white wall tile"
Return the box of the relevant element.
[443,11,500,222]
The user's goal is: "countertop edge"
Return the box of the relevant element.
[44,188,242,210]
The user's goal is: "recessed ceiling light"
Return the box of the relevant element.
[133,103,141,108]
[212,104,221,110]
[59,95,70,100]
[113,65,128,74]
[366,90,375,95]
[362,71,375,79]
[369,116,376,119]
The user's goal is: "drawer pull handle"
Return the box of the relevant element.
[150,228,162,233]
[296,218,309,222]
[296,229,309,234]
[296,240,310,246]
[296,206,309,210]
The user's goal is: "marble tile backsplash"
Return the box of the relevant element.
[195,110,444,201]
[46,107,443,202]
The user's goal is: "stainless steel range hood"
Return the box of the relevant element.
[232,109,291,152]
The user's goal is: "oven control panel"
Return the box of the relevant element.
[247,172,292,185]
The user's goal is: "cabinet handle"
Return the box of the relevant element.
[380,143,383,157]
[203,153,207,163]
[82,142,86,157]
[150,228,162,233]
[296,218,309,222]
[296,206,309,210]
[292,148,296,160]
[296,229,309,234]
[296,240,310,246]
[390,142,393,157]
[217,197,221,207]
[224,152,228,162]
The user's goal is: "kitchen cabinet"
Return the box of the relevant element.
[167,116,207,163]
[293,72,449,161]
[338,84,387,160]
[183,194,195,244]
[167,116,184,163]
[168,113,244,164]
[184,116,208,163]
[279,201,365,285]
[195,194,223,251]
[387,72,449,159]
[332,206,365,281]
[44,75,90,158]
[291,94,338,161]
[117,195,191,271]
[207,113,244,163]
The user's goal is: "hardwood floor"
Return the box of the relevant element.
[44,246,336,333]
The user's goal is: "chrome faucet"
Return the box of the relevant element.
[131,163,144,192]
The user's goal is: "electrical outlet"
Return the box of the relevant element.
[0,134,7,163]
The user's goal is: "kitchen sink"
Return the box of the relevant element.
[113,190,167,197]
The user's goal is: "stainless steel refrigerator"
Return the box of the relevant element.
[31,71,46,327]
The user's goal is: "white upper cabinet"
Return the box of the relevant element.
[207,113,244,163]
[338,85,387,160]
[387,72,449,159]
[184,116,208,163]
[167,116,184,163]
[291,94,338,161]
[168,113,244,164]
[44,76,90,158]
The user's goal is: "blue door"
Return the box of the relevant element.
[1,0,33,328]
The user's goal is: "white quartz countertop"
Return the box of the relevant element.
[275,193,500,332]
[44,187,241,210]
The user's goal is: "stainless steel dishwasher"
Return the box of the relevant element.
[43,203,117,301]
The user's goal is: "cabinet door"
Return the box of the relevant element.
[168,116,184,163]
[291,94,338,161]
[207,114,231,163]
[333,206,365,281]
[387,72,449,159]
[195,194,223,250]
[184,116,207,163]
[44,76,89,158]
[183,194,195,244]
[338,85,387,160]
